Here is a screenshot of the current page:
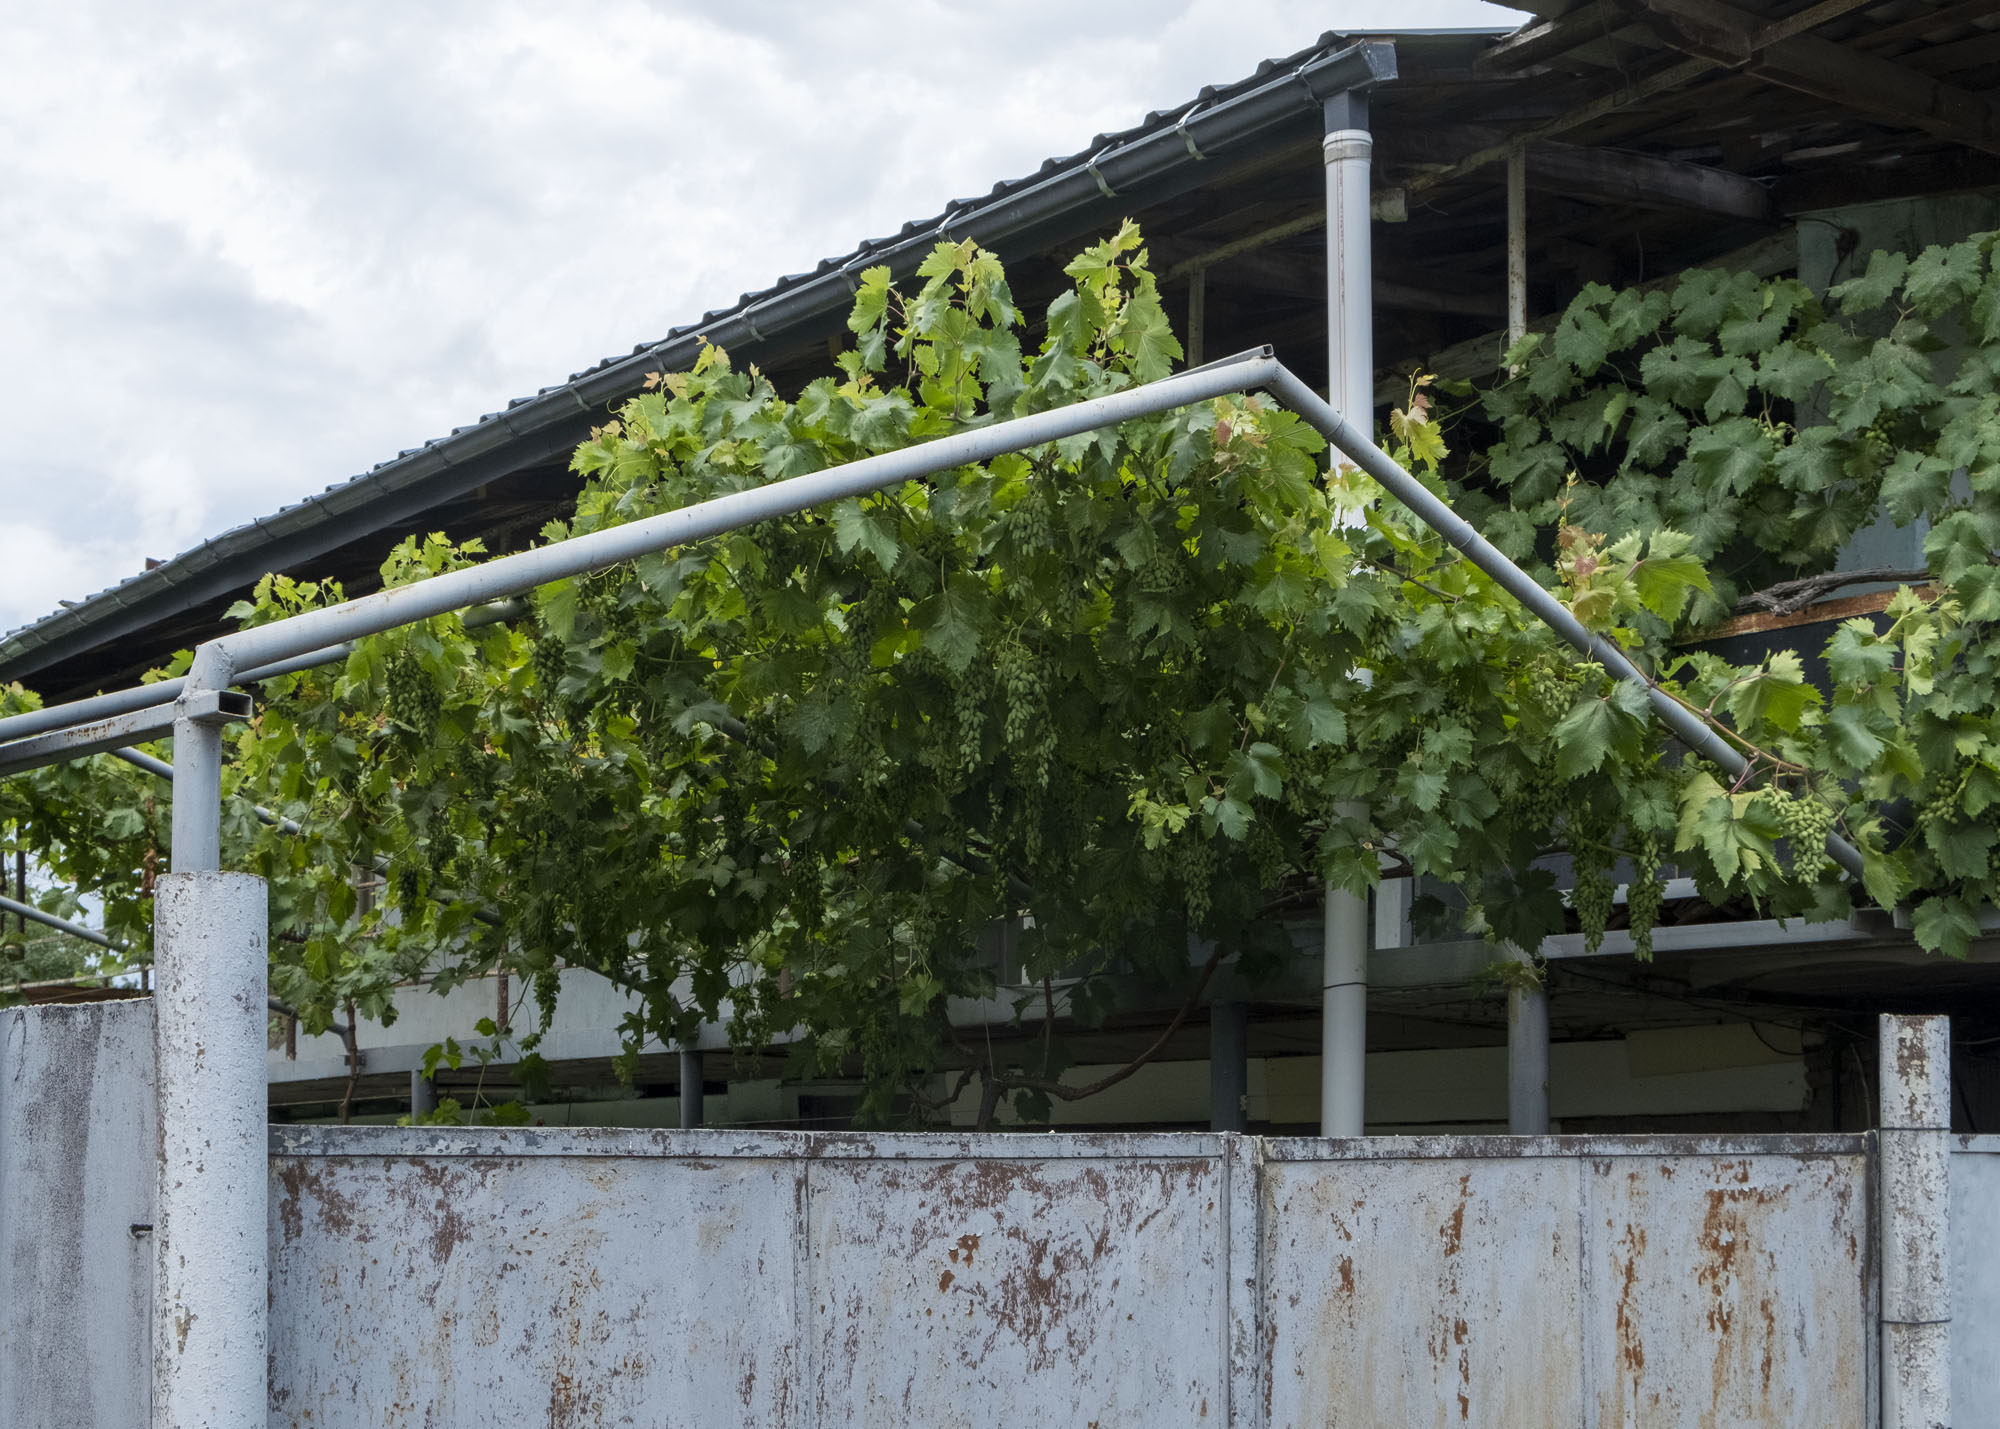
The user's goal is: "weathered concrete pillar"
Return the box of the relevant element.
[154,870,268,1429]
[1880,1012,1950,1429]
[1209,1000,1248,1133]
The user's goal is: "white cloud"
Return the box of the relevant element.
[0,0,1519,639]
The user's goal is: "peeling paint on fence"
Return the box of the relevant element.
[1954,1135,2000,1429]
[259,1128,1877,1428]
[0,1005,1935,1427]
[0,1000,154,1428]
[1258,1137,1871,1427]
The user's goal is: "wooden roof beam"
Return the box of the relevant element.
[1631,0,2000,155]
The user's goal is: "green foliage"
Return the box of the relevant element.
[16,225,2000,1121]
[1461,229,2000,956]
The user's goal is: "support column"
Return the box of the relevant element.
[679,1048,705,1129]
[154,870,267,1429]
[1506,946,1549,1135]
[1321,93,1373,1139]
[1187,267,1206,368]
[156,648,267,1429]
[1880,1013,1951,1429]
[1506,145,1528,358]
[1209,1000,1247,1133]
[1320,877,1368,1136]
[410,1068,437,1119]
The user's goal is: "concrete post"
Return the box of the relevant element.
[679,1048,705,1129]
[1506,946,1549,1135]
[1880,1013,1951,1429]
[153,870,268,1429]
[1209,1000,1248,1133]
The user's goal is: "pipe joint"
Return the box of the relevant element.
[1322,130,1374,165]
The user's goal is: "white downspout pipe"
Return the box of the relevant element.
[1321,90,1373,1138]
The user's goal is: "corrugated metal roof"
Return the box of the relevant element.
[0,28,1503,687]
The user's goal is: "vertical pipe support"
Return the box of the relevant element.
[1187,267,1206,369]
[1209,1000,1248,1132]
[156,643,268,1429]
[410,1068,437,1119]
[679,1048,705,1129]
[1321,92,1373,1139]
[1506,144,1528,360]
[1506,945,1549,1135]
[1879,1013,1951,1429]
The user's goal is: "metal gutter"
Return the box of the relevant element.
[0,38,1397,693]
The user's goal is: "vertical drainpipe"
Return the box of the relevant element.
[1505,945,1549,1134]
[1500,148,1551,1136]
[1879,1013,1951,1429]
[155,644,268,1429]
[1321,89,1373,1138]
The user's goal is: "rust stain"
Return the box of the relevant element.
[938,1269,954,1293]
[954,1232,980,1267]
[1336,1256,1354,1296]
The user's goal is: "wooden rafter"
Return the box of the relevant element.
[1631,0,2000,155]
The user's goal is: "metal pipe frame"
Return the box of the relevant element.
[0,891,120,951]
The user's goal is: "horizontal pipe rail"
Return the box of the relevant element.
[0,348,1868,884]
[0,891,119,950]
[0,599,526,749]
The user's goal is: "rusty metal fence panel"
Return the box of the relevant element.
[1955,1136,2000,1428]
[0,1000,154,1429]
[263,1127,1875,1428]
[1259,1136,1873,1427]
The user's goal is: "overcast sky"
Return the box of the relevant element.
[0,0,1518,643]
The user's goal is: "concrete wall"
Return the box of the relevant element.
[0,999,153,1429]
[266,1126,1874,1427]
[1955,1136,2000,1428]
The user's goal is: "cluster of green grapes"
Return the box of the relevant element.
[533,965,560,1033]
[1175,832,1219,924]
[995,640,1043,746]
[1625,826,1665,960]
[385,651,442,743]
[1133,541,1184,595]
[425,820,460,880]
[530,634,568,697]
[1511,756,1564,844]
[953,668,989,775]
[1567,796,1616,951]
[1009,490,1054,553]
[1762,786,1838,880]
[1525,662,1577,724]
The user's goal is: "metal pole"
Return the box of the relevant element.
[410,1068,437,1119]
[1879,1013,1950,1429]
[679,1049,705,1129]
[1505,946,1549,1134]
[1506,145,1528,359]
[1187,268,1206,369]
[154,644,267,1429]
[1321,90,1373,1139]
[1209,1000,1247,1133]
